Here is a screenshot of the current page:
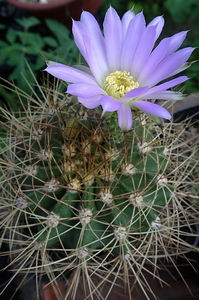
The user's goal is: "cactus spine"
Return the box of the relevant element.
[0,79,198,300]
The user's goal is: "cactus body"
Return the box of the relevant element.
[0,88,198,299]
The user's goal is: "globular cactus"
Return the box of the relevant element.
[0,79,198,300]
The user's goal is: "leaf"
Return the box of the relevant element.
[13,31,44,53]
[9,60,34,94]
[0,50,9,65]
[0,45,19,66]
[7,52,22,67]
[26,33,44,48]
[0,40,8,48]
[44,19,78,65]
[43,36,58,48]
[165,0,199,22]
[16,17,40,30]
[0,24,6,30]
[45,19,70,44]
[6,28,17,44]
[17,32,45,54]
[35,56,46,70]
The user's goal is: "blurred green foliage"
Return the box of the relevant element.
[165,0,199,23]
[0,16,78,110]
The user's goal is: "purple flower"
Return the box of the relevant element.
[45,7,194,131]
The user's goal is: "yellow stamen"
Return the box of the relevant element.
[104,71,139,99]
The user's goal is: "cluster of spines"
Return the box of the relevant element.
[0,88,198,300]
[0,100,174,264]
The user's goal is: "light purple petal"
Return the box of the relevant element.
[67,83,106,97]
[138,76,188,99]
[121,9,135,39]
[147,16,164,41]
[73,64,93,75]
[130,24,157,79]
[138,91,185,101]
[103,7,122,71]
[123,86,149,100]
[138,37,172,85]
[118,104,133,131]
[132,101,171,119]
[73,11,109,85]
[45,63,96,84]
[121,12,146,72]
[100,95,121,112]
[167,61,193,77]
[80,11,108,70]
[79,11,105,54]
[79,34,108,85]
[138,32,189,85]
[145,47,194,87]
[165,31,188,57]
[78,95,102,109]
[72,21,89,63]
[138,31,187,85]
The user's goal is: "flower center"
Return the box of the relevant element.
[104,71,139,99]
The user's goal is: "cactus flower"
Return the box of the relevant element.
[45,7,194,130]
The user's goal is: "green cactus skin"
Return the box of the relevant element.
[4,105,170,250]
[0,90,198,300]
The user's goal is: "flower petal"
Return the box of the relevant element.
[138,37,173,85]
[74,11,109,85]
[104,7,122,71]
[165,31,188,57]
[145,47,194,87]
[147,16,164,41]
[123,86,149,100]
[67,83,106,97]
[138,91,185,101]
[166,61,193,77]
[138,31,189,85]
[100,95,121,112]
[131,24,158,79]
[78,95,102,109]
[132,101,171,119]
[138,76,188,99]
[121,12,146,72]
[78,35,108,85]
[72,21,89,63]
[118,104,133,131]
[73,64,93,75]
[45,63,96,84]
[121,9,135,39]
[138,31,191,85]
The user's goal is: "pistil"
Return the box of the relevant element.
[104,71,139,99]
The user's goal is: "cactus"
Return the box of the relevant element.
[0,76,198,300]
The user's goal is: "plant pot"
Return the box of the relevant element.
[6,0,102,27]
[166,91,199,117]
[173,104,199,122]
